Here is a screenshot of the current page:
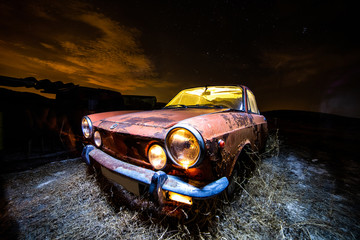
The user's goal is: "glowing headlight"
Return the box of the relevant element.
[94,131,102,147]
[148,144,167,170]
[165,126,204,169]
[81,116,93,138]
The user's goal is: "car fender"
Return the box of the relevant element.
[227,141,252,178]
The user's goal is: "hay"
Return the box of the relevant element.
[1,132,359,239]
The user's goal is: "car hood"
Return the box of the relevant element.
[101,108,229,129]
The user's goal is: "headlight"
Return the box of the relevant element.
[94,131,102,147]
[148,144,167,170]
[81,116,93,138]
[165,126,204,169]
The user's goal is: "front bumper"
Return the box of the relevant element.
[82,145,229,204]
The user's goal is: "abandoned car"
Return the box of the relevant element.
[81,86,268,205]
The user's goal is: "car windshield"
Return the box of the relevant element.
[165,86,244,110]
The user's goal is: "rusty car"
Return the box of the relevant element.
[81,86,268,205]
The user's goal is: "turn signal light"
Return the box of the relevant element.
[168,192,193,205]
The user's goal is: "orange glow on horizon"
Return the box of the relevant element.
[1,86,56,99]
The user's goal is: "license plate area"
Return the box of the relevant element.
[101,166,140,196]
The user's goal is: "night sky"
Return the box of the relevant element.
[0,0,359,117]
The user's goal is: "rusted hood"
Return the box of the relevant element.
[101,108,229,129]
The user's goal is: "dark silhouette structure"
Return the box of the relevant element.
[0,76,158,170]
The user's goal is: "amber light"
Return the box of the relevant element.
[148,144,167,170]
[94,131,102,147]
[168,192,193,205]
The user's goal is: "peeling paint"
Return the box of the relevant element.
[82,86,268,203]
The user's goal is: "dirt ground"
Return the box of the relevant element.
[1,142,359,239]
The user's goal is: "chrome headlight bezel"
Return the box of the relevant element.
[81,116,93,139]
[165,124,205,169]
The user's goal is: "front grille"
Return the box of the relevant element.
[98,129,156,168]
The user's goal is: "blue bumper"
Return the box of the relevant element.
[82,145,229,203]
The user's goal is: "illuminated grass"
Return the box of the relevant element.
[1,132,359,239]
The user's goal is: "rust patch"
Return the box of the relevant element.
[85,97,268,185]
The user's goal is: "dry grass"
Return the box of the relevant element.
[1,131,359,239]
[212,131,359,239]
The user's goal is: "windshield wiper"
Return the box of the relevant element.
[187,104,226,109]
[212,105,226,108]
[164,104,188,109]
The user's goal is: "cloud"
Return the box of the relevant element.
[0,0,177,96]
[27,57,79,74]
[40,42,56,50]
[261,50,322,85]
[257,47,360,116]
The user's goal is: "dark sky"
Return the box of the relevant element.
[0,0,359,117]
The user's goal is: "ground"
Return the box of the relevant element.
[1,137,359,239]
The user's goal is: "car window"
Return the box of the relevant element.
[246,89,259,114]
[165,86,244,110]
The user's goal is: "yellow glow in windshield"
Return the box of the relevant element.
[166,86,243,109]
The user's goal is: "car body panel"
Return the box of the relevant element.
[81,85,268,204]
